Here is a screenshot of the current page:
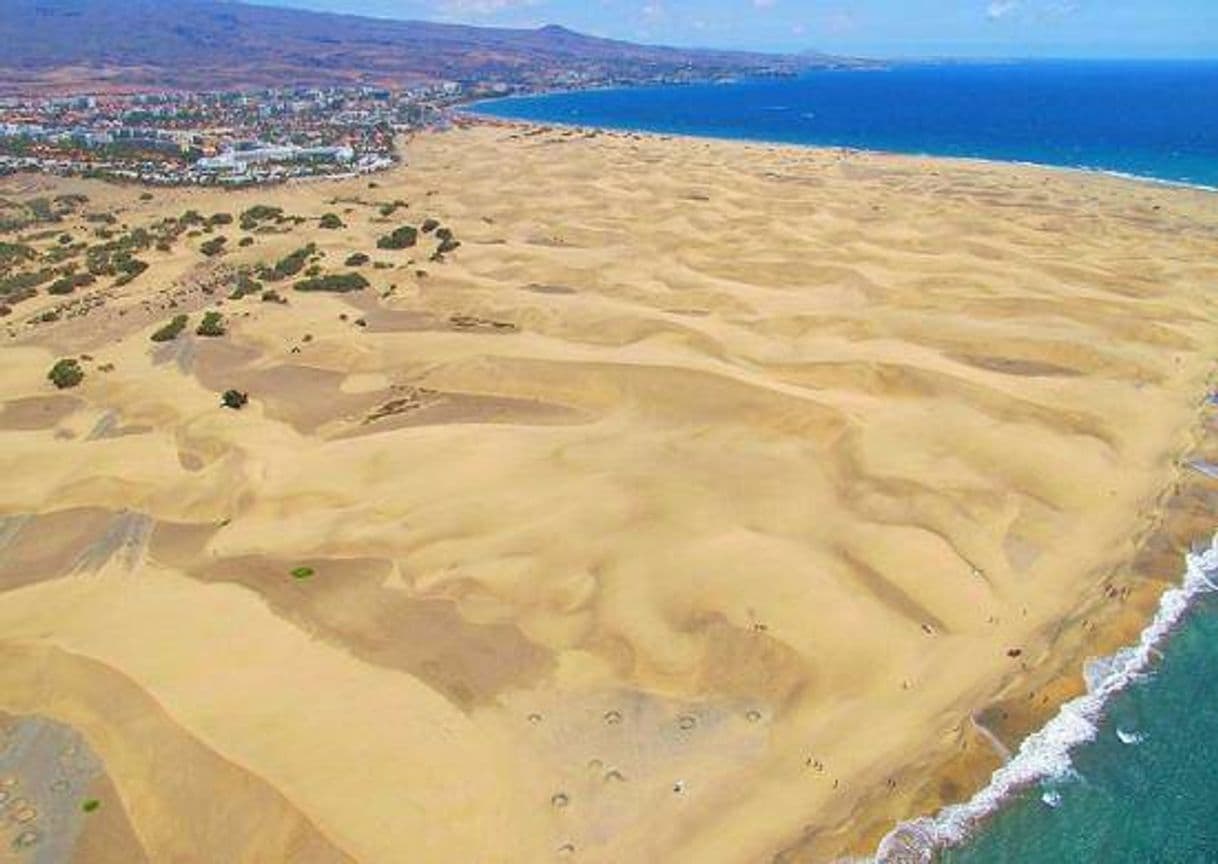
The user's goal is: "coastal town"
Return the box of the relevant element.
[0,81,492,185]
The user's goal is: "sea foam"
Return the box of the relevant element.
[869,534,1218,863]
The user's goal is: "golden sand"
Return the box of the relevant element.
[1,124,1217,862]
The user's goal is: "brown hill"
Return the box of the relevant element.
[0,0,845,95]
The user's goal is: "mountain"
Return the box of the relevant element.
[0,0,846,95]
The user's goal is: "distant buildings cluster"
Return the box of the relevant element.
[0,83,466,185]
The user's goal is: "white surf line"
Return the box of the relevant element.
[868,533,1218,864]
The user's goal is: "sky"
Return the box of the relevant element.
[243,0,1218,59]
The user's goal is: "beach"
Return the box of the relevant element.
[1,122,1217,863]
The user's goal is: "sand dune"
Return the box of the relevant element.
[1,124,1217,862]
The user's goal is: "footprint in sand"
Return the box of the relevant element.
[603,710,622,726]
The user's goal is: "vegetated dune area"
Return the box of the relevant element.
[1,121,1218,864]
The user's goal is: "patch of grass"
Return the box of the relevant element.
[48,358,84,389]
[290,566,315,580]
[151,313,189,342]
[82,799,100,813]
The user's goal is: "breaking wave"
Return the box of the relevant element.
[870,534,1218,863]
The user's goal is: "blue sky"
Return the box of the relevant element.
[246,0,1218,58]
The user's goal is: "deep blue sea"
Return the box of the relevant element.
[474,63,1218,862]
[471,61,1218,188]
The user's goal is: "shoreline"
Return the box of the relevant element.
[823,378,1218,862]
[460,101,1218,195]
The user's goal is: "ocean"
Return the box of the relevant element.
[470,61,1218,188]
[472,63,1218,862]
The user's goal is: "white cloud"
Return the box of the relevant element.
[440,0,538,15]
[986,0,1020,20]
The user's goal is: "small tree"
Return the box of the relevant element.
[319,213,344,230]
[196,311,225,337]
[221,389,249,410]
[48,358,84,389]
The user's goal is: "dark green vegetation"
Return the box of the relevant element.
[0,241,35,267]
[290,566,315,580]
[195,310,225,337]
[319,213,344,230]
[240,205,284,232]
[344,252,369,267]
[0,194,88,233]
[378,200,408,218]
[377,225,417,250]
[259,243,317,281]
[47,358,84,389]
[261,289,286,304]
[421,218,440,234]
[199,236,227,257]
[294,272,368,293]
[81,799,100,814]
[221,389,249,410]
[47,272,95,295]
[150,313,189,342]
[85,228,153,285]
[228,271,263,300]
[0,269,53,303]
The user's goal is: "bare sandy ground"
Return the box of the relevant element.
[1,124,1217,863]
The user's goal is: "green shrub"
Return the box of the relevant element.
[377,226,417,250]
[291,566,314,580]
[47,272,93,295]
[261,289,286,304]
[421,218,440,234]
[196,311,225,337]
[294,273,369,293]
[48,358,84,389]
[81,799,101,813]
[266,244,316,280]
[319,213,344,230]
[209,213,233,226]
[229,272,262,300]
[221,389,249,410]
[344,252,369,267]
[151,314,189,342]
[200,236,227,257]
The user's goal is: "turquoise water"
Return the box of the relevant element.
[944,593,1218,864]
[470,62,1218,188]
